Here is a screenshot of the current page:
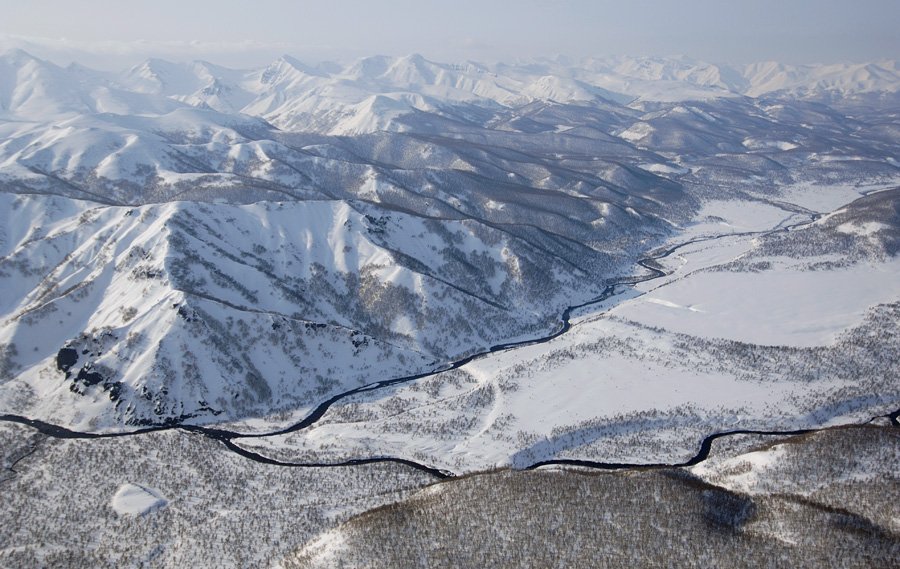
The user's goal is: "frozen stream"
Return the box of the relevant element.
[2,192,898,477]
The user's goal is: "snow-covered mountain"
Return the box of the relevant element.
[2,192,630,428]
[0,49,898,431]
[2,50,899,130]
[0,50,896,205]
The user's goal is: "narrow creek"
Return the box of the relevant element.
[2,195,897,480]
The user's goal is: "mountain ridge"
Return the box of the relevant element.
[2,50,899,127]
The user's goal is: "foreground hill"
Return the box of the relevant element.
[287,426,899,569]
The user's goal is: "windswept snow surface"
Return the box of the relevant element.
[615,258,900,347]
[110,483,167,516]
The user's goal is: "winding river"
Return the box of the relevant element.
[2,193,898,480]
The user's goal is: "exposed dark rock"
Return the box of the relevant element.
[55,348,79,376]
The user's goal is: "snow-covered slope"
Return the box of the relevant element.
[742,60,900,98]
[1,189,653,429]
[0,49,898,434]
[0,48,898,569]
[2,50,899,135]
[1,50,895,211]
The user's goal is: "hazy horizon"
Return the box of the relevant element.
[0,0,897,69]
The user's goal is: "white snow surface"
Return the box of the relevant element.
[110,483,167,516]
[613,259,900,347]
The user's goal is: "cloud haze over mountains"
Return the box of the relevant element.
[0,0,897,68]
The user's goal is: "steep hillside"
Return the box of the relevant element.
[0,190,652,429]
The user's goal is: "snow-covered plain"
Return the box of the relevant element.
[1,48,897,448]
[616,258,900,347]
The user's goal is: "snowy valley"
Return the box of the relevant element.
[0,49,898,568]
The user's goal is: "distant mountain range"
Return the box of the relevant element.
[2,50,898,132]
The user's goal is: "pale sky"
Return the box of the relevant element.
[0,0,897,68]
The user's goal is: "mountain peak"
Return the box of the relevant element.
[398,53,429,65]
[346,54,394,79]
[258,55,327,85]
[276,54,323,75]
